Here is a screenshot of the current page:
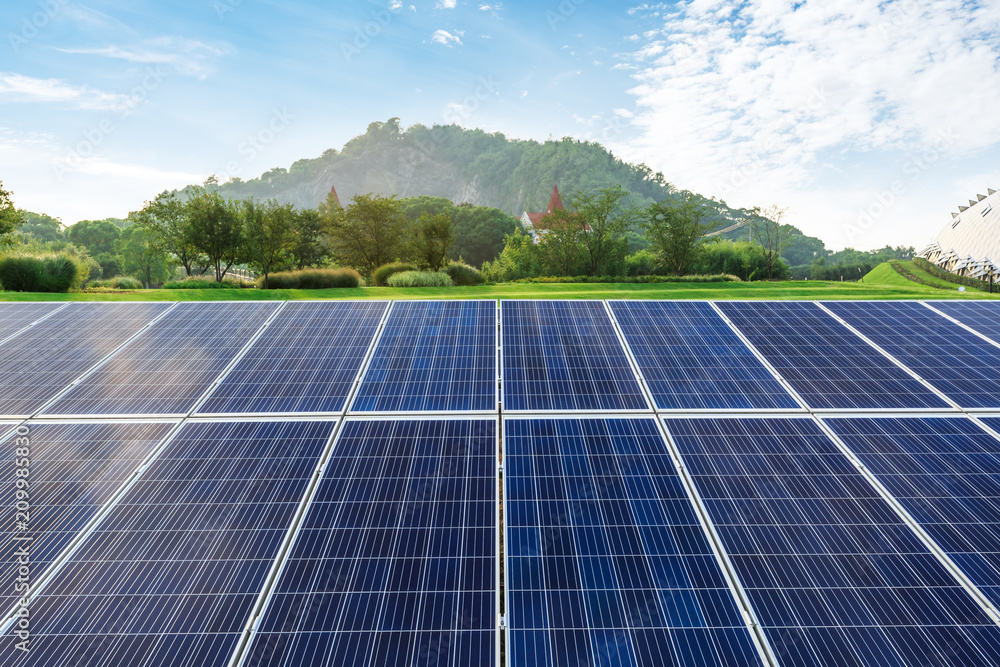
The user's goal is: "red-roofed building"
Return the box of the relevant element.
[520,185,575,241]
[328,185,341,210]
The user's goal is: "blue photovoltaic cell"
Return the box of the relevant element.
[42,301,280,417]
[928,301,1000,345]
[197,301,387,415]
[665,416,1000,667]
[244,418,497,667]
[0,303,64,343]
[609,301,799,411]
[828,416,1000,613]
[0,421,174,614]
[505,417,763,667]
[0,302,171,418]
[824,300,1000,409]
[351,300,496,412]
[716,301,948,410]
[502,301,648,412]
[0,419,336,667]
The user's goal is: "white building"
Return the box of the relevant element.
[917,189,1000,280]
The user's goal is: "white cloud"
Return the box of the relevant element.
[431,29,462,46]
[389,0,403,9]
[0,73,132,111]
[436,0,457,8]
[618,0,1000,248]
[56,37,233,79]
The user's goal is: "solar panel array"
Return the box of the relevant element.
[5,298,1000,667]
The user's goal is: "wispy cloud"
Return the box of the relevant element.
[56,37,233,79]
[431,29,462,46]
[436,0,457,8]
[0,73,132,111]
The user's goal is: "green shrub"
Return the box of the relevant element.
[443,262,484,286]
[0,253,85,292]
[386,270,453,287]
[86,276,143,290]
[373,262,418,286]
[162,275,255,289]
[257,268,363,289]
[511,274,740,284]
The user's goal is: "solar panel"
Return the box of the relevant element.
[505,417,765,667]
[242,418,497,667]
[609,300,800,411]
[716,301,949,410]
[196,301,387,415]
[0,419,337,667]
[827,415,1000,613]
[0,421,175,614]
[824,300,1000,409]
[664,416,1000,667]
[0,303,65,344]
[502,301,649,412]
[42,301,281,417]
[0,302,172,418]
[351,300,496,412]
[927,301,1000,345]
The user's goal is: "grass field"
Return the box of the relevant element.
[0,262,993,301]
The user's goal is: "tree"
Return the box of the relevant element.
[129,191,206,276]
[243,198,295,289]
[567,185,634,276]
[17,211,64,244]
[452,204,519,268]
[326,193,408,276]
[0,182,22,247]
[749,204,791,280]
[289,208,330,269]
[116,225,171,287]
[66,219,120,256]
[640,196,717,276]
[410,212,454,271]
[186,189,244,282]
[480,230,541,283]
[537,208,586,276]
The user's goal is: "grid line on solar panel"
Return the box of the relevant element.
[663,415,1000,667]
[239,417,498,667]
[715,301,951,411]
[821,300,1000,410]
[0,420,177,617]
[40,301,283,418]
[0,302,175,418]
[924,301,1000,347]
[609,300,801,412]
[350,300,497,413]
[195,301,388,416]
[825,415,1000,618]
[504,416,767,667]
[501,301,649,412]
[0,303,67,347]
[0,419,337,667]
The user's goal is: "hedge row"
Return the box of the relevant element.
[386,271,453,287]
[258,268,363,289]
[512,274,741,284]
[0,255,84,292]
[163,275,256,289]
[913,257,995,291]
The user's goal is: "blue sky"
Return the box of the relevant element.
[2,0,999,251]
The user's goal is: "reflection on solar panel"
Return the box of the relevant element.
[0,302,171,418]
[828,416,1000,612]
[0,420,336,667]
[716,301,949,410]
[927,301,1000,345]
[351,301,496,412]
[665,416,1000,667]
[824,300,1000,409]
[243,418,497,667]
[0,303,64,343]
[502,301,648,412]
[609,301,799,411]
[0,421,174,613]
[197,301,387,415]
[42,302,280,417]
[505,417,764,667]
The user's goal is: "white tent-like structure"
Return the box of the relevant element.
[918,189,1000,279]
